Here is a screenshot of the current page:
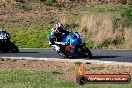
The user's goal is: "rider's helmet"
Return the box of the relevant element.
[56,23,64,32]
[0,29,9,40]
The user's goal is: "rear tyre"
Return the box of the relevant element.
[84,46,92,58]
[80,45,92,58]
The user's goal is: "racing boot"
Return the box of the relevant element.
[51,45,61,52]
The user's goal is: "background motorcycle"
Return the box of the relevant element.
[0,29,19,53]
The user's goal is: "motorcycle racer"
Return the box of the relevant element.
[48,23,65,52]
[50,23,64,44]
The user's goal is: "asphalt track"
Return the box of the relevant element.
[0,49,132,65]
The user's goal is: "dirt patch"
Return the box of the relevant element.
[0,58,132,81]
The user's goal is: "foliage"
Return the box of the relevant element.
[74,62,82,65]
[11,28,50,48]
[15,0,31,11]
[15,0,26,3]
[122,6,132,21]
[45,0,61,7]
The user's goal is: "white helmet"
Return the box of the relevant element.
[56,23,64,29]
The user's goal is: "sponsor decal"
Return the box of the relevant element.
[76,64,131,85]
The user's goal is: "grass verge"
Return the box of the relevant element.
[0,69,131,88]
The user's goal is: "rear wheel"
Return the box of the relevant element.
[79,45,92,58]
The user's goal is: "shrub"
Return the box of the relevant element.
[15,1,31,11]
[122,6,132,21]
[116,0,127,4]
[15,0,26,3]
[74,62,82,65]
[45,0,60,7]
[79,13,131,49]
[127,0,132,5]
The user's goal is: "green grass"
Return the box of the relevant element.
[88,67,105,70]
[0,23,51,48]
[11,28,50,48]
[0,69,131,88]
[74,62,83,65]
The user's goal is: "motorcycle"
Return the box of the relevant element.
[48,31,92,59]
[0,29,19,53]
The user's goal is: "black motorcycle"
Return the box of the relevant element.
[0,29,19,53]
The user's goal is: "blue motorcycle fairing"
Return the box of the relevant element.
[61,32,82,56]
[62,32,82,45]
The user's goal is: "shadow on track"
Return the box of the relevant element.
[0,52,38,54]
[91,56,120,59]
[19,52,38,53]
